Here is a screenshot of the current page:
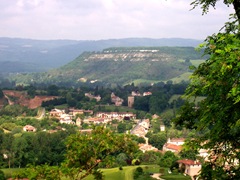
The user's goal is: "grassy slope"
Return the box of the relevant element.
[1,166,191,180]
[169,94,205,104]
[85,165,160,180]
[50,48,204,85]
[85,166,135,180]
[1,168,24,179]
[10,48,206,86]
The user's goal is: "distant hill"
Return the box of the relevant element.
[0,37,203,73]
[10,46,206,86]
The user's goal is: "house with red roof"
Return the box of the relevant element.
[177,159,201,179]
[162,138,185,153]
[162,143,182,153]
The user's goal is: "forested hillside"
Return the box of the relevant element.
[0,37,202,73]
[10,47,206,86]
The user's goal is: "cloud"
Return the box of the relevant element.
[0,0,234,40]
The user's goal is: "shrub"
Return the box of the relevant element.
[0,170,5,180]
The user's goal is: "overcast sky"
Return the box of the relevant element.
[0,0,234,40]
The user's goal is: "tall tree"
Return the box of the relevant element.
[62,126,138,180]
[175,1,240,179]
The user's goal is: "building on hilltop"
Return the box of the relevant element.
[85,93,101,102]
[111,92,124,106]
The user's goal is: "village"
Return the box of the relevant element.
[1,87,238,180]
[15,90,209,179]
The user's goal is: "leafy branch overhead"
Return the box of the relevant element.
[191,0,240,21]
[175,0,240,179]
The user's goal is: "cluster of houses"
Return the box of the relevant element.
[48,108,137,126]
[129,117,203,179]
[84,91,152,107]
[21,107,208,179]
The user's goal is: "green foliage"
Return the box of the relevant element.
[0,105,37,117]
[139,151,162,164]
[117,122,133,133]
[62,126,138,180]
[191,0,240,20]
[1,123,16,131]
[131,135,146,144]
[179,149,198,161]
[0,128,70,168]
[159,151,179,169]
[117,122,127,133]
[11,47,205,86]
[0,170,5,180]
[26,164,61,180]
[116,153,128,167]
[146,132,167,150]
[133,167,143,179]
[174,3,240,178]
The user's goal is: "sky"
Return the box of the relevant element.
[0,0,235,40]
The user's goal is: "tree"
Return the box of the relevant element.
[116,153,128,166]
[62,126,138,180]
[174,1,240,179]
[117,122,127,133]
[26,85,36,98]
[159,151,179,169]
[191,0,240,22]
[146,132,167,150]
[47,85,59,96]
[1,133,14,168]
[12,136,28,168]
[0,170,5,180]
[139,151,162,164]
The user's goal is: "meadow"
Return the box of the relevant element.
[1,165,191,180]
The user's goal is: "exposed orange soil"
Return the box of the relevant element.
[2,90,58,109]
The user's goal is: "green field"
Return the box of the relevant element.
[1,166,191,180]
[169,94,205,104]
[190,59,205,67]
[84,166,191,180]
[85,165,160,180]
[1,168,24,179]
[168,72,192,84]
